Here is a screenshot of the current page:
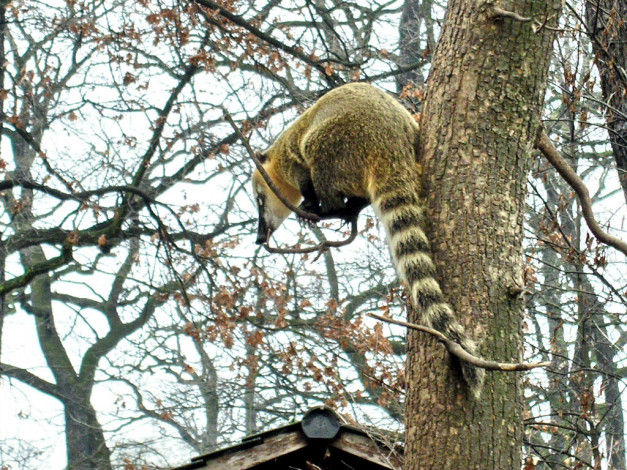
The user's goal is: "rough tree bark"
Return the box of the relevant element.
[404,2,562,469]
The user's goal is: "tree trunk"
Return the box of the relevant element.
[540,222,571,468]
[29,250,113,470]
[9,90,113,468]
[404,2,562,469]
[64,387,113,470]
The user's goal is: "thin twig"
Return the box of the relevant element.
[193,0,342,86]
[535,129,627,257]
[532,13,560,33]
[369,313,552,372]
[566,2,627,90]
[9,124,75,192]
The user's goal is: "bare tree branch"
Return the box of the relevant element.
[193,0,343,86]
[0,246,73,297]
[0,362,64,400]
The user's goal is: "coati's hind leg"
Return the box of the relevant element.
[293,168,346,219]
[341,197,370,220]
[298,178,368,222]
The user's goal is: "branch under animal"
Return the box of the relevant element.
[369,313,551,372]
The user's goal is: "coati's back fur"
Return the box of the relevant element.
[252,83,485,397]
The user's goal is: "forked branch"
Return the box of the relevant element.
[369,313,551,372]
[536,129,627,257]
[264,219,359,256]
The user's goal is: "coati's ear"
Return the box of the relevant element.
[256,152,268,163]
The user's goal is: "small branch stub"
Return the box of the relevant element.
[490,7,560,34]
[491,7,532,23]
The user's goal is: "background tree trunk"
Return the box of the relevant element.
[396,0,433,91]
[405,2,562,469]
[586,0,627,203]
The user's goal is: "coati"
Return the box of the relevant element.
[251,82,485,397]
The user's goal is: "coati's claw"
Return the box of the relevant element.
[297,201,321,226]
[297,214,317,227]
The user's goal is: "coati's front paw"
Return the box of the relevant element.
[298,200,320,225]
[299,199,321,215]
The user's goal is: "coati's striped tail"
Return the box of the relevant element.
[369,171,485,398]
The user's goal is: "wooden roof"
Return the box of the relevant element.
[173,408,403,470]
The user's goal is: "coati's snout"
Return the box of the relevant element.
[254,200,289,245]
[252,168,298,245]
[255,212,271,244]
